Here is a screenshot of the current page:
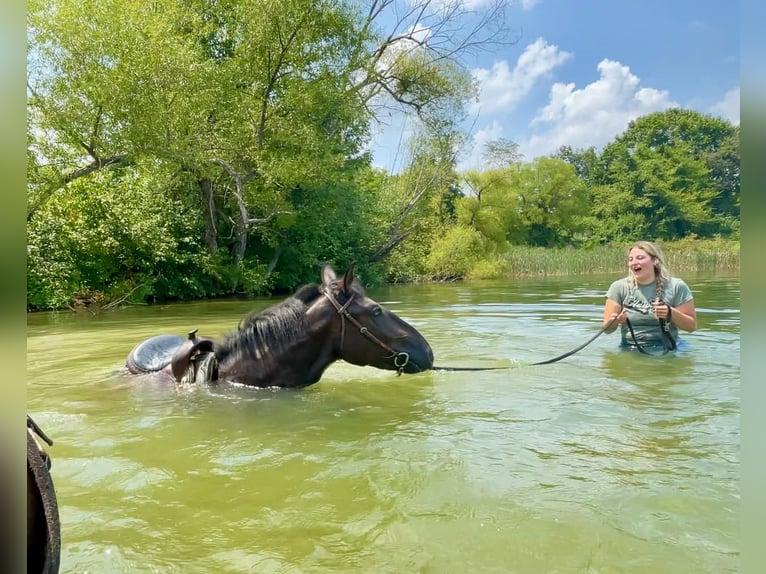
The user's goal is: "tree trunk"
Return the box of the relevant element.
[198,177,219,254]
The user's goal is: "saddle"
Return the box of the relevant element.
[126,329,219,384]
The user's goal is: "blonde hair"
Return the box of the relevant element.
[626,241,671,301]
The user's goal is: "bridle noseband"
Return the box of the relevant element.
[321,288,410,375]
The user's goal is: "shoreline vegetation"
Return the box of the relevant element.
[37,238,738,313]
[480,238,740,280]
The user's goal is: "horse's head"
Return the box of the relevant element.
[317,263,434,374]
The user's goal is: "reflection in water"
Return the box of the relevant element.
[27,273,740,573]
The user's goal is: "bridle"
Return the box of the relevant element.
[321,288,411,375]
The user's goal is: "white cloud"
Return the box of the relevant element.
[708,86,740,126]
[469,38,572,115]
[688,20,709,31]
[520,0,541,10]
[519,59,677,160]
[423,0,540,11]
[374,23,433,75]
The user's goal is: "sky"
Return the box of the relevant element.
[368,0,740,173]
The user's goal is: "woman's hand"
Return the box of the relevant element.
[657,298,698,332]
[652,300,672,320]
[608,310,627,325]
[603,299,627,333]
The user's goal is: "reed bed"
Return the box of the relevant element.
[491,239,739,278]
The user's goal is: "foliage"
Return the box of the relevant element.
[457,157,589,256]
[554,145,598,186]
[374,123,466,282]
[465,256,512,280]
[26,0,739,309]
[492,239,739,278]
[425,225,489,281]
[507,158,590,246]
[27,164,224,309]
[28,0,511,308]
[659,236,740,271]
[254,177,380,291]
[590,109,739,242]
[483,138,523,169]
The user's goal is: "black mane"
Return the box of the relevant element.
[216,283,322,363]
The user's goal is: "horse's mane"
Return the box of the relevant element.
[216,283,322,363]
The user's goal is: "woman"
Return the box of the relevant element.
[603,241,697,351]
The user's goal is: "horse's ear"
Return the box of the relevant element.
[341,262,358,293]
[321,264,337,287]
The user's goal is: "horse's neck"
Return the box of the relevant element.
[219,326,338,388]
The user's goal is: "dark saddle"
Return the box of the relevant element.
[126,329,219,384]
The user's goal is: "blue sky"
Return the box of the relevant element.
[368,0,740,173]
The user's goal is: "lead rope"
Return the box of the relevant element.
[625,302,677,355]
[433,314,621,371]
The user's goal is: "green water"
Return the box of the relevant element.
[27,273,740,573]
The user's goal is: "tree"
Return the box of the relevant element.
[554,145,598,186]
[508,158,590,247]
[370,123,466,281]
[459,167,518,247]
[593,108,739,241]
[483,138,523,170]
[27,0,518,306]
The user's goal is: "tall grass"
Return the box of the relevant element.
[470,238,740,278]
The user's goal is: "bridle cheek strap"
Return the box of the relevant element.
[336,294,354,352]
[321,289,410,375]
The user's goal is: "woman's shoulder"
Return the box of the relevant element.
[606,276,630,296]
[667,276,691,289]
[608,276,629,289]
[667,276,694,302]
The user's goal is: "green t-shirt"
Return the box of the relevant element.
[605,276,693,347]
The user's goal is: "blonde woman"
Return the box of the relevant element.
[603,241,697,351]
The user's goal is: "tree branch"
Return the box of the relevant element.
[61,154,129,184]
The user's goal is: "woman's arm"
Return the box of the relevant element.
[654,299,697,332]
[603,299,627,333]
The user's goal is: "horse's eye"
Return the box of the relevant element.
[372,307,382,317]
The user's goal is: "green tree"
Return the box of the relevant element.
[592,108,739,241]
[27,163,219,309]
[458,167,519,248]
[554,145,598,186]
[371,123,466,281]
[483,138,523,170]
[27,0,516,307]
[509,158,590,247]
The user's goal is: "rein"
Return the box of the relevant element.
[624,302,677,355]
[433,301,679,372]
[321,289,411,375]
[432,315,618,372]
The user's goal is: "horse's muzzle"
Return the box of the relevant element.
[400,344,434,373]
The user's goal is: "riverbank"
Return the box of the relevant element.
[28,238,739,311]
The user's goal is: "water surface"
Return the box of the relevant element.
[27,273,740,573]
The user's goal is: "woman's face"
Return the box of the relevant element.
[628,247,656,284]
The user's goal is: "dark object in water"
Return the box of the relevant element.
[27,415,60,574]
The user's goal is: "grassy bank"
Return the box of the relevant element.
[470,238,739,278]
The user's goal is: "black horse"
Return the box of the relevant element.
[126,263,434,388]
